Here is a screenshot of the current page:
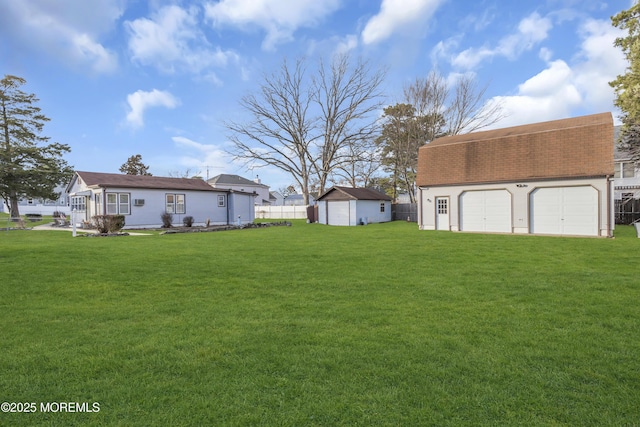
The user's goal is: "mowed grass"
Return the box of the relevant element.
[1,221,639,426]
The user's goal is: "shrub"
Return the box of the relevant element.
[161,212,173,228]
[92,215,126,233]
[112,215,125,231]
[183,216,194,227]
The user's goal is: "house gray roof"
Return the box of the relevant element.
[72,171,217,192]
[317,186,392,201]
[207,174,268,188]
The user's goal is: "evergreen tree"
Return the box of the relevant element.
[119,154,152,175]
[611,3,640,161]
[0,75,72,218]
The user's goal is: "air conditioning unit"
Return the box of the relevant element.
[134,199,145,206]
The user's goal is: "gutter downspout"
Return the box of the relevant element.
[418,187,424,230]
[606,175,613,238]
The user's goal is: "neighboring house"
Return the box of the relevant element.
[284,194,315,206]
[66,171,256,229]
[613,132,640,223]
[207,174,271,206]
[317,186,392,226]
[1,185,69,216]
[416,112,614,237]
[269,191,284,206]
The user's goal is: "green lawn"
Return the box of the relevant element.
[1,221,639,426]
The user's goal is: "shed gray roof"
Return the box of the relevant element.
[317,186,392,201]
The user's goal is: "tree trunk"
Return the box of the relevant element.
[9,193,19,218]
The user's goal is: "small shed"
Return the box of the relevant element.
[316,186,392,226]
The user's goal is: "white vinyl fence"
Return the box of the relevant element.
[255,205,309,219]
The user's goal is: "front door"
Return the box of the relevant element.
[435,197,450,230]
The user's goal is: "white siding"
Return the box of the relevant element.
[354,200,391,225]
[418,178,611,237]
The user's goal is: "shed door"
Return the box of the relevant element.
[460,190,511,232]
[327,201,350,226]
[530,186,598,236]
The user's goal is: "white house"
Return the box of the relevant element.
[417,113,614,237]
[614,133,640,224]
[316,186,392,226]
[66,171,256,229]
[1,185,69,216]
[207,174,271,206]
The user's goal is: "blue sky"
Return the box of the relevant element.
[0,0,629,191]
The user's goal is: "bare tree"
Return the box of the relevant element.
[445,74,504,135]
[331,137,381,188]
[311,54,386,197]
[225,58,317,204]
[225,55,386,203]
[404,71,504,137]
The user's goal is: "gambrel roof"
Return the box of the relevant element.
[416,112,614,187]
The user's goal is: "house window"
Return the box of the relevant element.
[218,195,226,207]
[437,198,448,214]
[96,194,102,215]
[71,196,86,212]
[166,194,186,214]
[119,194,130,215]
[27,198,34,205]
[615,162,635,178]
[380,202,385,213]
[106,193,130,215]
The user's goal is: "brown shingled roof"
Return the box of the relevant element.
[75,171,216,191]
[317,186,392,201]
[416,112,614,187]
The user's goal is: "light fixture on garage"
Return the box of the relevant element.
[516,184,528,188]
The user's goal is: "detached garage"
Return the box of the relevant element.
[416,113,614,237]
[317,187,392,226]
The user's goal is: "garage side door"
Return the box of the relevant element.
[460,190,512,232]
[530,186,598,236]
[327,201,350,226]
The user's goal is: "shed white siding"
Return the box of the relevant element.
[317,199,392,226]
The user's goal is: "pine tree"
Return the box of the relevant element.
[0,75,73,218]
[119,154,152,175]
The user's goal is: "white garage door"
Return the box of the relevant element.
[328,201,350,226]
[530,186,598,236]
[460,190,512,232]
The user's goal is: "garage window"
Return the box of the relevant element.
[380,202,385,213]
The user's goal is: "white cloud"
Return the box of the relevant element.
[125,5,240,74]
[126,90,180,129]
[573,19,627,112]
[0,0,121,73]
[485,19,626,129]
[452,12,552,70]
[171,136,235,175]
[203,0,342,51]
[361,0,444,45]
